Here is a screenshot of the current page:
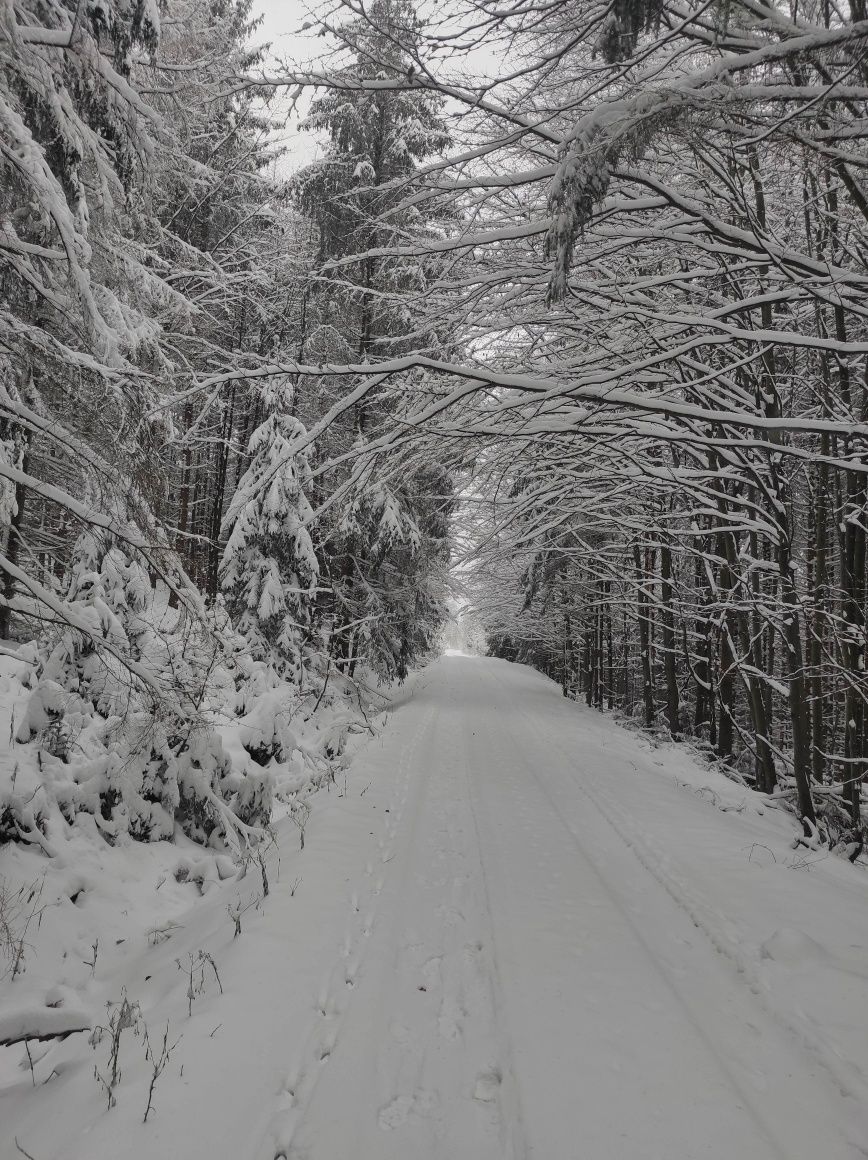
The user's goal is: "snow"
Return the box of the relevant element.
[0,989,93,1046]
[3,655,868,1158]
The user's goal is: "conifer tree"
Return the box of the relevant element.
[220,382,319,679]
[293,0,453,678]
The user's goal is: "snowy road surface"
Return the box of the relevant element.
[274,656,868,1160]
[4,656,868,1160]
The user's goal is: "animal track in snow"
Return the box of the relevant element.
[377,1089,440,1131]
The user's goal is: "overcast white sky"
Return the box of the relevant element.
[256,0,317,61]
[254,0,325,169]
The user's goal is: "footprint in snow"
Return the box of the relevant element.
[378,1090,440,1131]
[438,996,463,1040]
[473,1068,502,1102]
[389,1019,410,1043]
[421,955,442,990]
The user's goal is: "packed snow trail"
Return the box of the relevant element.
[272,656,868,1160]
[4,656,868,1160]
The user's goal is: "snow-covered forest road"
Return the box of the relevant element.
[278,655,868,1160]
[5,656,868,1160]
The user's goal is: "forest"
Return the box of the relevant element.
[1,0,867,869]
[2,2,868,1155]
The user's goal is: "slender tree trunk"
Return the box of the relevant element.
[780,557,818,828]
[207,383,236,599]
[842,463,866,823]
[634,544,655,727]
[715,546,737,762]
[659,537,680,736]
[0,437,29,640]
[176,399,194,570]
[606,586,614,710]
[808,451,829,783]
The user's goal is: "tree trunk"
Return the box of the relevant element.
[659,538,680,736]
[634,544,655,727]
[0,437,29,640]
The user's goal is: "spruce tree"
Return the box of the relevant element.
[220,382,319,679]
[293,0,453,679]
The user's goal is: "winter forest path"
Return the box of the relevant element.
[264,656,868,1160]
[6,657,868,1160]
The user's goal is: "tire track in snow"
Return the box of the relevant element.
[514,690,868,1112]
[352,699,515,1158]
[494,702,791,1159]
[277,688,523,1159]
[488,675,868,1158]
[455,706,530,1160]
[257,703,436,1160]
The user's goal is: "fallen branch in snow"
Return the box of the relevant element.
[674,779,746,814]
[787,850,829,872]
[0,644,38,664]
[745,843,777,864]
[0,1006,93,1047]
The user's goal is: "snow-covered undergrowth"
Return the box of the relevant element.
[0,578,387,1058]
[608,711,867,863]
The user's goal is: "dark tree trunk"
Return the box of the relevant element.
[659,538,680,736]
[0,438,30,640]
[634,544,655,728]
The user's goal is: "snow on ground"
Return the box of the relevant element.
[2,655,868,1159]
